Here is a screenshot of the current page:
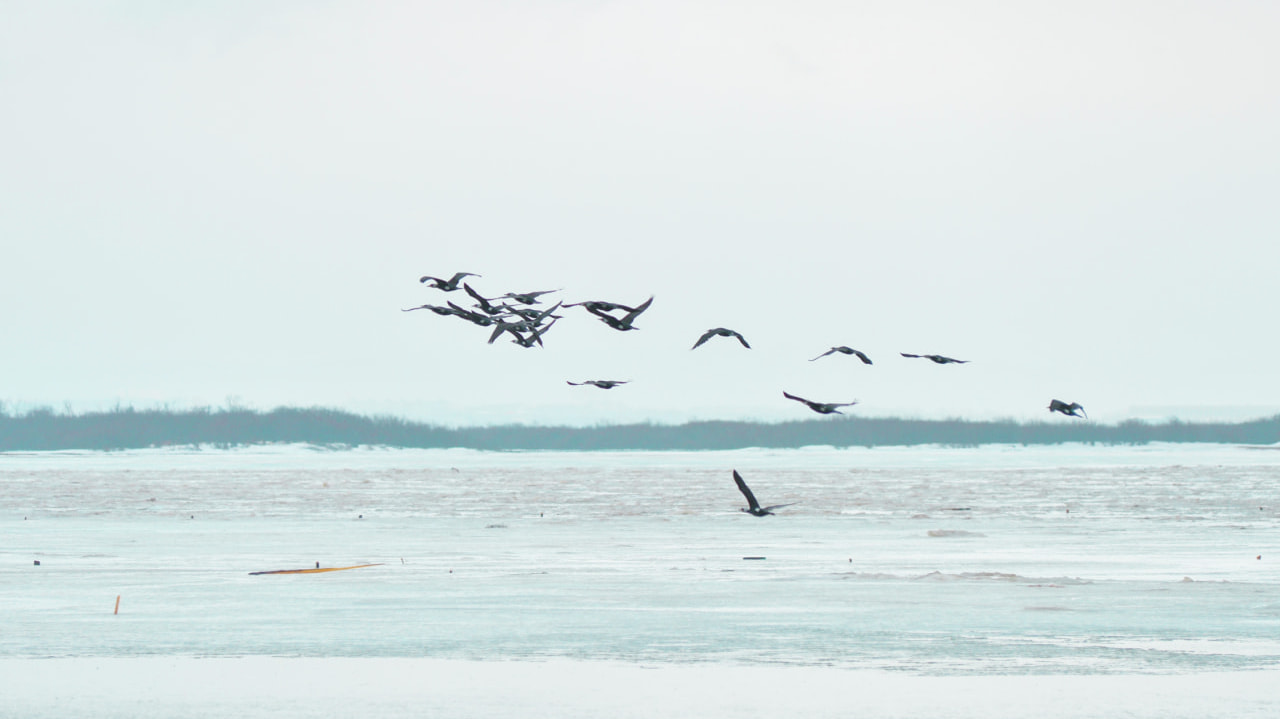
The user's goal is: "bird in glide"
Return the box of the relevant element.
[498,289,560,305]
[900,352,968,364]
[810,346,872,364]
[782,391,858,415]
[692,327,751,350]
[1048,399,1087,419]
[733,470,797,517]
[589,296,654,332]
[419,272,480,291]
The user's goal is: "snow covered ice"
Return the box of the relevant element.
[2,443,1279,717]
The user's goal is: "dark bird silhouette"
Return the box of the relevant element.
[591,296,654,332]
[488,319,526,344]
[463,283,507,315]
[402,303,470,317]
[564,299,640,314]
[499,289,560,305]
[692,327,751,350]
[567,380,629,389]
[445,301,501,326]
[419,272,480,291]
[810,346,872,364]
[504,304,565,322]
[900,353,969,364]
[1048,399,1087,419]
[782,391,858,415]
[733,470,797,517]
[486,302,562,344]
[507,318,559,348]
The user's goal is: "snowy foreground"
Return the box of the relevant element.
[4,658,1280,719]
[2,443,1279,717]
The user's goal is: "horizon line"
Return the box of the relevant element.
[4,402,1280,430]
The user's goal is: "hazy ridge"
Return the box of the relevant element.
[2,406,1279,451]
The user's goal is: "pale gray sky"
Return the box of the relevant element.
[2,1,1278,426]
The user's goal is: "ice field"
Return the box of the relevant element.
[3,443,1279,717]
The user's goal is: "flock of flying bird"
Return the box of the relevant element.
[410,270,1088,516]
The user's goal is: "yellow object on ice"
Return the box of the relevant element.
[249,563,383,576]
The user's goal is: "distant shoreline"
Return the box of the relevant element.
[2,406,1278,451]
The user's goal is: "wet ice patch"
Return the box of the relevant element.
[927,529,987,538]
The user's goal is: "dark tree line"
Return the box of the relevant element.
[1,405,1278,451]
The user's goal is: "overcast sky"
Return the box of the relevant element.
[2,1,1278,426]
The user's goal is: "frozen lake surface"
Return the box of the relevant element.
[3,442,1279,716]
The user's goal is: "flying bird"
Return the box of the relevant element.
[564,299,640,314]
[810,346,873,364]
[692,327,751,350]
[507,318,559,348]
[462,283,507,315]
[1048,399,1087,419]
[590,296,654,332]
[503,304,565,322]
[419,272,480,291]
[401,303,469,317]
[782,391,858,415]
[445,302,501,326]
[499,289,560,305]
[486,302,563,343]
[566,380,629,389]
[733,470,797,517]
[900,353,969,364]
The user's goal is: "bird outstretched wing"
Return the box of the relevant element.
[691,330,716,350]
[732,470,760,512]
[620,296,653,325]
